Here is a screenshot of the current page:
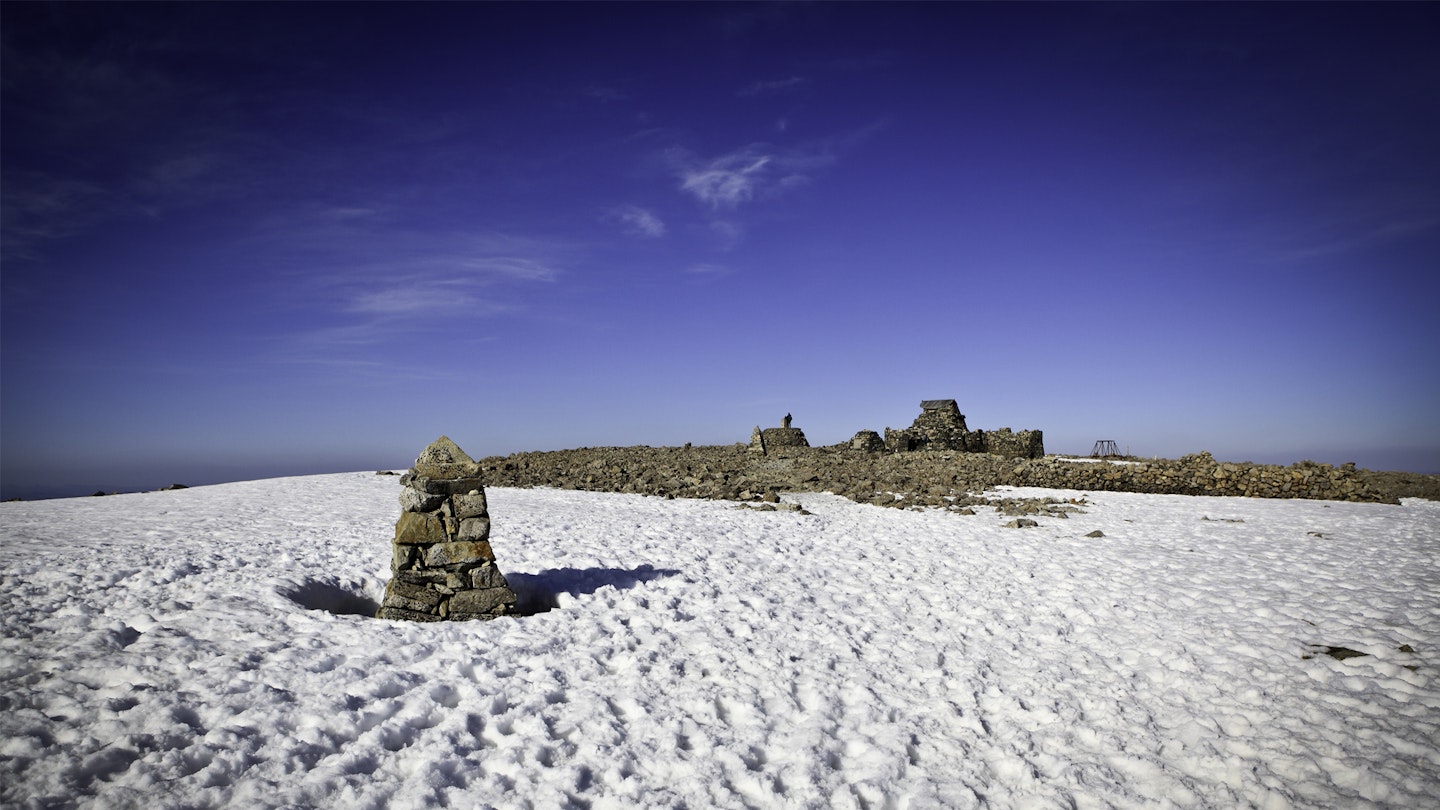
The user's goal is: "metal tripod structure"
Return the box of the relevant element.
[1091,439,1120,458]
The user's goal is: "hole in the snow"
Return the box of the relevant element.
[507,564,681,615]
[282,578,382,617]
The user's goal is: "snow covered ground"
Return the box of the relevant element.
[2,473,1437,809]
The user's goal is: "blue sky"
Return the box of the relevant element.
[3,2,1438,498]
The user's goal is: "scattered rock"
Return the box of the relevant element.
[1005,518,1039,529]
[1303,645,1368,661]
[1085,530,1105,538]
[473,443,1397,507]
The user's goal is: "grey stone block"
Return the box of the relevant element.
[457,516,490,542]
[399,486,446,513]
[395,569,447,585]
[449,587,515,616]
[424,540,494,569]
[392,544,419,571]
[395,511,447,544]
[451,490,488,519]
[378,606,443,622]
[469,563,509,590]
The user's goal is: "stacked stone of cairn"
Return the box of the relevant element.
[378,436,518,622]
[750,413,809,454]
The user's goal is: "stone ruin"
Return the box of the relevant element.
[883,399,1044,459]
[745,402,1041,458]
[378,436,518,622]
[750,413,809,454]
[848,429,885,452]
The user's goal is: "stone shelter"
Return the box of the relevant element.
[883,399,1043,459]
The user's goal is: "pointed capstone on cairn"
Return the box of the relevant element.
[378,436,518,622]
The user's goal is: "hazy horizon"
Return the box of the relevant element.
[4,426,1435,503]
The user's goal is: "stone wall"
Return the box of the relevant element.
[999,453,1386,501]
[379,437,517,622]
[974,428,1044,460]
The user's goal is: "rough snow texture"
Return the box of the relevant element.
[1,474,1437,809]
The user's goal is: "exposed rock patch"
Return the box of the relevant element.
[476,446,1397,505]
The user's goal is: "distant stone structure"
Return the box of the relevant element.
[849,429,885,452]
[751,414,809,454]
[379,436,517,622]
[883,399,1043,459]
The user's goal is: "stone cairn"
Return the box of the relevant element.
[378,436,518,622]
[751,413,809,454]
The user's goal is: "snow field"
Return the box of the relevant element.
[1,474,1437,809]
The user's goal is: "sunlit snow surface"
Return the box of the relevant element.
[2,474,1438,809]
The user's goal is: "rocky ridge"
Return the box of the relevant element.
[476,445,1409,506]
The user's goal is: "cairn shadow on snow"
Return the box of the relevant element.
[508,564,681,615]
[283,578,382,617]
[282,566,678,619]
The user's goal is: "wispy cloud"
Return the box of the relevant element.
[669,144,832,211]
[605,204,666,238]
[449,255,560,282]
[685,263,731,277]
[0,172,143,261]
[344,277,511,317]
[707,220,744,250]
[1269,211,1440,263]
[680,150,773,209]
[738,76,807,98]
[323,251,558,322]
[251,221,569,371]
[583,85,627,103]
